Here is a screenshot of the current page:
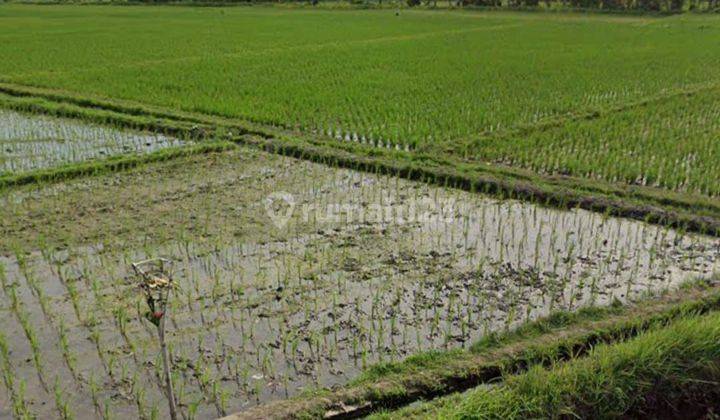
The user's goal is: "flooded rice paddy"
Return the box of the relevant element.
[0,109,185,174]
[0,145,718,419]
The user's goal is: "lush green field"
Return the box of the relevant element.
[1,5,719,196]
[371,308,720,419]
[2,5,720,419]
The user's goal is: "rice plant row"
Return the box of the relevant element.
[447,88,720,196]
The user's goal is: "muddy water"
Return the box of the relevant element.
[0,156,718,419]
[0,109,185,174]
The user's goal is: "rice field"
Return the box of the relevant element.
[1,5,720,196]
[1,4,720,419]
[0,109,185,174]
[0,144,718,418]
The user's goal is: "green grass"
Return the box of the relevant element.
[1,5,720,197]
[373,309,720,419]
[0,139,236,189]
[235,280,720,419]
[352,304,621,385]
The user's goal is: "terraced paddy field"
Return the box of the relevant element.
[0,141,718,418]
[1,3,720,419]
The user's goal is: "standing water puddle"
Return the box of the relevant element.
[0,150,718,419]
[0,109,185,174]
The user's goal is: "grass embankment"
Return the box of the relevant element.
[0,140,236,188]
[1,86,720,236]
[223,279,720,419]
[372,308,720,419]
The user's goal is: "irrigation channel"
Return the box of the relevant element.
[0,113,718,418]
[0,109,185,174]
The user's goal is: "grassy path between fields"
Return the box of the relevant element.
[221,278,720,419]
[369,306,720,419]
